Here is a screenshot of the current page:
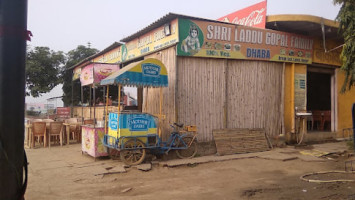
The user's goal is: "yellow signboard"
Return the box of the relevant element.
[121,18,179,62]
[92,46,121,64]
[177,18,314,64]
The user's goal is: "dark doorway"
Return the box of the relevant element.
[307,72,331,111]
[307,70,332,131]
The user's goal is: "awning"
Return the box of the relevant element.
[100,58,168,87]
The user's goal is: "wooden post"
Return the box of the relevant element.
[0,0,27,199]
[291,63,295,133]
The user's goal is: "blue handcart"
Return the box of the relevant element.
[100,58,197,165]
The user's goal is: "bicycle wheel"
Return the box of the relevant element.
[176,136,197,159]
[120,139,146,165]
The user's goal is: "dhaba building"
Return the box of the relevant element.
[71,13,354,150]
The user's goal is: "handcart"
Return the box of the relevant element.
[100,58,197,165]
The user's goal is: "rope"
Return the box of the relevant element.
[300,171,355,183]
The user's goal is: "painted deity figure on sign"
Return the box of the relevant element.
[181,25,200,54]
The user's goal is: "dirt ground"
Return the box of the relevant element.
[25,142,355,200]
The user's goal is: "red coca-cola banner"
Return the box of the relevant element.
[217,0,267,29]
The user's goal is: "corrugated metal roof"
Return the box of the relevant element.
[68,42,122,70]
[121,12,231,42]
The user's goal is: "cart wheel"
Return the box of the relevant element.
[120,139,146,165]
[176,136,197,159]
[108,148,120,160]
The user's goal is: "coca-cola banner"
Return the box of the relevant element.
[177,18,314,64]
[217,0,267,28]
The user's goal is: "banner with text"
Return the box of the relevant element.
[121,19,179,62]
[177,18,313,64]
[92,46,121,64]
[217,0,267,28]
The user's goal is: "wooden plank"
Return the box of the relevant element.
[213,128,270,155]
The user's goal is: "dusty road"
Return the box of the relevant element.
[25,142,355,200]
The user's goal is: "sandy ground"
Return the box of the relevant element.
[25,142,355,200]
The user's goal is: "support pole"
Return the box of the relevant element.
[0,0,28,199]
[71,76,74,117]
[93,85,96,126]
[352,103,355,150]
[81,86,84,122]
[89,85,92,119]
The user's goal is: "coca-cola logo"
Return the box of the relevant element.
[232,8,265,27]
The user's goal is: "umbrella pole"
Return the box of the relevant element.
[159,87,163,138]
[145,87,148,112]
[117,85,121,138]
[104,86,109,134]
[81,86,84,122]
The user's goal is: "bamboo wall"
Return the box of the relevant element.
[177,57,283,142]
[143,47,177,140]
[177,57,226,142]
[226,60,283,138]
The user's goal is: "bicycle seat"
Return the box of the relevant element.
[174,123,184,128]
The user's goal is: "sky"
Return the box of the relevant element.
[26,0,341,105]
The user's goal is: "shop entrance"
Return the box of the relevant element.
[307,66,335,132]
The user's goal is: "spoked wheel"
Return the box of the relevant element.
[120,139,146,165]
[108,148,120,160]
[176,136,197,159]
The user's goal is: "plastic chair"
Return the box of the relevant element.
[65,118,81,143]
[322,110,331,131]
[311,110,323,130]
[49,122,63,147]
[32,122,47,148]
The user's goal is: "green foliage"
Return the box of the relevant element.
[334,0,355,92]
[62,45,99,106]
[26,46,65,97]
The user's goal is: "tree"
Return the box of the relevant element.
[26,46,65,97]
[62,45,99,106]
[334,0,355,92]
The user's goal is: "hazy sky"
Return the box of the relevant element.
[26,0,341,104]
